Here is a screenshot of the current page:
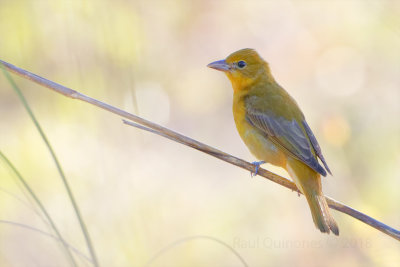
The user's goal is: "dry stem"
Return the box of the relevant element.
[1,59,399,241]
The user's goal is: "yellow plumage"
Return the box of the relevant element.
[208,48,339,235]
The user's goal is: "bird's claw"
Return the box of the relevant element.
[291,188,302,197]
[251,161,265,177]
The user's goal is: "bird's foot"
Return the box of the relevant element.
[251,161,266,177]
[291,188,302,197]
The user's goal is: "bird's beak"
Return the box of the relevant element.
[207,59,231,72]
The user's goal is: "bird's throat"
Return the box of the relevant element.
[226,74,254,93]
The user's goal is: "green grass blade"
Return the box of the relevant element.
[144,235,248,267]
[0,150,78,266]
[0,219,93,264]
[1,65,99,267]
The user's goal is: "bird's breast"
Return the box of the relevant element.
[232,96,287,168]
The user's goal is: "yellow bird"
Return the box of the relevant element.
[208,48,339,235]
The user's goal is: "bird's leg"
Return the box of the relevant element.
[291,187,302,197]
[251,161,266,177]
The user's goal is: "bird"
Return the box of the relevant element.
[207,48,339,235]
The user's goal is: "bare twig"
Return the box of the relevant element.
[1,59,399,242]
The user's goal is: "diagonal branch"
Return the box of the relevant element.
[1,59,399,242]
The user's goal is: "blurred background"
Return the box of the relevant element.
[0,0,399,266]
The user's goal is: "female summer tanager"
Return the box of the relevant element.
[208,48,339,235]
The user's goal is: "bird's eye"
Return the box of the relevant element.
[237,61,247,68]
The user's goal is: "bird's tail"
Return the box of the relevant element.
[303,187,339,235]
[286,158,339,235]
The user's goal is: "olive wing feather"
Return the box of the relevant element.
[245,98,328,177]
[302,121,332,175]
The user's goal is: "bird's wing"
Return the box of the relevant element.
[245,95,328,176]
[302,121,332,175]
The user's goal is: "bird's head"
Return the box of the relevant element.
[207,48,272,91]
